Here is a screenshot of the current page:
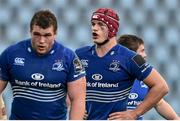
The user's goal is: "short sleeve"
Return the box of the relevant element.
[67,53,86,82]
[0,49,10,81]
[128,54,153,81]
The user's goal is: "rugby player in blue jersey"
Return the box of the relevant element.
[0,10,86,120]
[115,34,180,120]
[75,8,169,120]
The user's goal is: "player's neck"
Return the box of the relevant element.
[95,37,117,57]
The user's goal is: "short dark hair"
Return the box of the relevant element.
[118,34,144,52]
[30,9,57,33]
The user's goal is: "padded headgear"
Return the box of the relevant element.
[91,8,119,38]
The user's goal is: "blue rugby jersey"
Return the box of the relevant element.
[76,44,153,120]
[0,39,85,120]
[127,79,149,120]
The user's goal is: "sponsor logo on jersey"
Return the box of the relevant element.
[140,81,148,88]
[109,60,120,72]
[52,60,64,71]
[127,100,142,107]
[14,57,25,66]
[73,58,83,73]
[31,73,44,81]
[92,74,103,81]
[81,59,88,67]
[128,93,138,99]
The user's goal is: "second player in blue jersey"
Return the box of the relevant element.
[76,8,169,120]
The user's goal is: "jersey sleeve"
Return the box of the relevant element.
[128,54,153,81]
[67,53,86,82]
[0,49,10,81]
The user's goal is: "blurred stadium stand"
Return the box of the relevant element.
[0,0,179,119]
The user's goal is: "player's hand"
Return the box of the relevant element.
[108,110,137,120]
[83,110,88,120]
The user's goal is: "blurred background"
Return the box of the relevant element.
[0,0,179,119]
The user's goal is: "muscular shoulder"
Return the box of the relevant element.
[75,46,92,56]
[117,44,137,60]
[58,43,74,54]
[56,42,76,60]
[2,39,30,55]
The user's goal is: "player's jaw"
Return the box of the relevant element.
[36,44,50,55]
[91,20,109,45]
[136,44,147,60]
[31,25,56,56]
[92,31,109,45]
[31,40,53,56]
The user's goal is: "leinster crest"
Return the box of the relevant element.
[109,60,120,72]
[52,60,64,71]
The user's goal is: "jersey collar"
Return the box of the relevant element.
[27,39,58,56]
[91,44,119,57]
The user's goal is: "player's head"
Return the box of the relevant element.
[118,34,147,59]
[30,9,57,33]
[30,10,57,56]
[91,8,119,45]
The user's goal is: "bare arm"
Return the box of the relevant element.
[133,68,169,118]
[109,68,169,120]
[154,99,179,120]
[0,80,8,94]
[67,77,86,120]
[0,95,7,119]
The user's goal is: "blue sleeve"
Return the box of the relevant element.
[0,49,10,81]
[128,54,153,81]
[67,52,86,82]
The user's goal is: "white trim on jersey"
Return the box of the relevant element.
[86,86,131,103]
[12,86,66,102]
